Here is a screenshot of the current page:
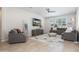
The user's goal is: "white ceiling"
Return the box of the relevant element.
[44,7,77,17]
[21,7,77,17]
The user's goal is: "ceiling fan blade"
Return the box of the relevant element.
[46,8,56,13]
[48,11,56,12]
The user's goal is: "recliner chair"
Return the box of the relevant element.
[62,30,77,41]
[8,29,26,44]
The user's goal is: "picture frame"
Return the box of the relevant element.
[32,18,41,27]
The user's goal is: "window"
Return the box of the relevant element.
[56,18,66,27]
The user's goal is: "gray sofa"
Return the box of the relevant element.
[62,30,77,41]
[8,29,26,44]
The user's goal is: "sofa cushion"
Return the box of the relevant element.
[9,29,17,33]
[16,29,21,33]
[65,27,73,32]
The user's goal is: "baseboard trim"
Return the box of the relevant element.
[74,41,79,43]
[1,39,8,42]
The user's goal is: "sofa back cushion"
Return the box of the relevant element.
[15,29,21,33]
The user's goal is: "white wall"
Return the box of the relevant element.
[44,14,76,33]
[76,8,79,31]
[0,8,2,40]
[1,7,45,42]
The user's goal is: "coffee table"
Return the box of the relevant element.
[48,33,57,37]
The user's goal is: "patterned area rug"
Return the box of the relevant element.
[31,34,64,52]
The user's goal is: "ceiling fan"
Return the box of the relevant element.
[46,8,56,13]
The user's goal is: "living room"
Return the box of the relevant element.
[0,7,79,52]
